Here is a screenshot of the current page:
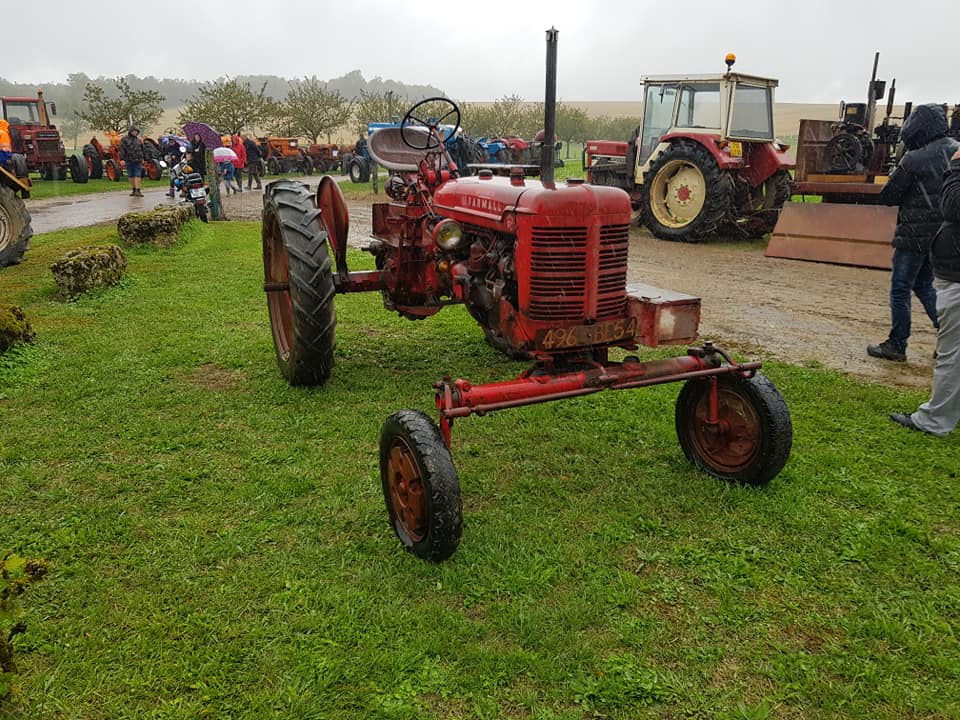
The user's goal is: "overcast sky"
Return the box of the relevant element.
[6,0,956,104]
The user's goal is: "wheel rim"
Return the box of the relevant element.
[386,438,427,543]
[649,159,707,229]
[263,211,294,361]
[684,383,762,475]
[107,163,116,181]
[0,201,12,253]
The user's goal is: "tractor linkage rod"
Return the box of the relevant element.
[433,344,760,447]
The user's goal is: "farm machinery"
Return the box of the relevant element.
[0,159,33,267]
[469,132,564,177]
[768,52,959,270]
[258,136,313,175]
[81,133,163,181]
[261,30,793,561]
[584,56,794,241]
[304,143,350,173]
[1,89,87,183]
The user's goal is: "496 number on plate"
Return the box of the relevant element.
[537,317,638,350]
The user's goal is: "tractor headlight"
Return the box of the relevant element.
[433,219,464,251]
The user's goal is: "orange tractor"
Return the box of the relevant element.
[259,136,313,175]
[81,132,163,181]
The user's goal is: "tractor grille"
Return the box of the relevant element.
[527,224,629,321]
[36,139,61,157]
[528,226,588,321]
[597,224,630,318]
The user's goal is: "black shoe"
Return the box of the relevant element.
[867,341,906,362]
[890,412,930,434]
[129,190,137,196]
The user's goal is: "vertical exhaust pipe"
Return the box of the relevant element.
[542,27,558,184]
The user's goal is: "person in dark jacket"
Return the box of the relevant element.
[190,133,207,178]
[891,147,960,435]
[868,104,960,361]
[119,126,145,197]
[241,132,262,190]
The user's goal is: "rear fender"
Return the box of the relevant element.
[738,142,796,187]
[635,135,742,185]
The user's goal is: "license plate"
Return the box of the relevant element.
[189,188,205,198]
[728,141,743,157]
[536,317,638,350]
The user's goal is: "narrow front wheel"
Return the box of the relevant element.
[380,410,462,562]
[675,372,792,487]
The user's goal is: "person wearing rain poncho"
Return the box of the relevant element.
[867,104,960,362]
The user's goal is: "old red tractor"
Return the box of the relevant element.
[261,31,792,562]
[584,55,794,241]
[2,89,87,183]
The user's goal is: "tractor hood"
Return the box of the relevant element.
[433,175,631,231]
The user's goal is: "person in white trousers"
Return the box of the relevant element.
[891,147,960,436]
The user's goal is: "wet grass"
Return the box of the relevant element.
[24,176,172,201]
[1,221,958,719]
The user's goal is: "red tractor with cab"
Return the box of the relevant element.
[584,55,794,241]
[261,33,793,562]
[1,89,87,183]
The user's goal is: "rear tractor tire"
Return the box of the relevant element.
[675,372,792,487]
[261,179,337,386]
[350,158,370,183]
[70,154,89,184]
[11,155,29,179]
[83,144,103,179]
[737,169,792,238]
[380,410,462,562]
[641,139,733,242]
[0,186,33,268]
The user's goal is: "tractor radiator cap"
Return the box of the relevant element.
[478,169,493,180]
[566,177,585,185]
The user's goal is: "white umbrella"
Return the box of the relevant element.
[213,147,238,162]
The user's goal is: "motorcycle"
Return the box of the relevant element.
[162,147,209,223]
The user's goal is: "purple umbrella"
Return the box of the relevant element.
[183,121,224,149]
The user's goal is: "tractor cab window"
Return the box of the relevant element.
[640,83,677,165]
[3,101,40,125]
[676,84,721,130]
[729,84,774,140]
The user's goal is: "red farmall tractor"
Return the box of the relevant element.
[261,32,793,562]
[584,55,795,241]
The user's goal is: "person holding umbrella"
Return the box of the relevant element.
[213,145,240,194]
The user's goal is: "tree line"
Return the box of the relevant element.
[16,73,643,148]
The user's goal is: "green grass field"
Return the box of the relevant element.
[1,222,958,719]
[24,177,172,201]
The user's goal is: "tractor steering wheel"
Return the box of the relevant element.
[400,97,461,151]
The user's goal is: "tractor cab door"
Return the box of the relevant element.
[636,83,678,171]
[723,81,775,142]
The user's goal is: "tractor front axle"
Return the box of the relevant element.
[433,343,760,446]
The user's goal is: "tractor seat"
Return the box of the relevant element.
[368,127,446,172]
